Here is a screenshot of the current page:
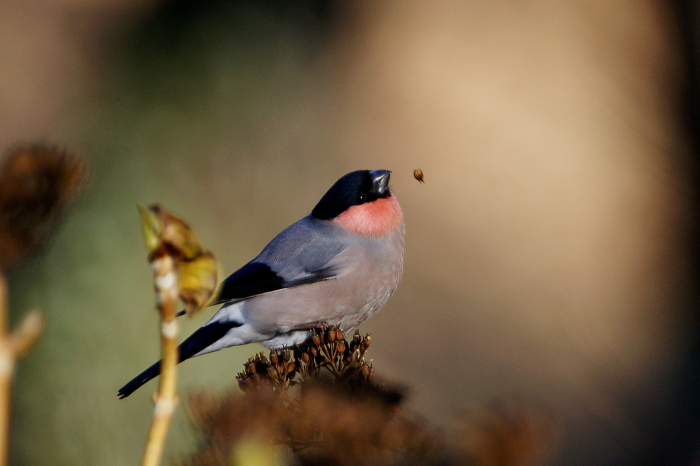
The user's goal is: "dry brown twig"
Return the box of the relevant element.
[0,276,44,466]
[140,252,179,466]
[137,205,219,466]
[0,144,83,466]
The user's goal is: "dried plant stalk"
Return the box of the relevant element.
[141,255,179,466]
[0,143,80,465]
[0,144,84,268]
[137,205,219,466]
[0,272,45,466]
[0,272,10,466]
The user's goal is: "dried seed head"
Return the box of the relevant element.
[312,335,321,346]
[413,168,425,183]
[0,144,84,268]
[282,349,291,362]
[270,351,279,366]
[361,364,371,379]
[352,331,362,347]
[328,330,337,342]
[352,349,362,362]
[361,335,372,354]
[301,352,310,364]
[336,340,346,355]
[287,362,296,373]
[310,347,318,358]
[237,377,251,391]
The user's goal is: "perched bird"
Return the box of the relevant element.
[118,169,404,398]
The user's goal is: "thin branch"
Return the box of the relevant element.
[0,143,80,465]
[0,271,10,466]
[141,255,179,466]
[136,204,218,465]
[0,273,45,466]
[9,310,44,359]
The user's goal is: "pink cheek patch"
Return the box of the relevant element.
[334,195,403,237]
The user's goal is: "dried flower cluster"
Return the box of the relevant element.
[236,327,382,396]
[0,143,83,466]
[183,327,439,466]
[0,144,84,268]
[181,328,559,466]
[452,401,559,466]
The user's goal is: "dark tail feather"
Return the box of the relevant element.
[117,360,161,399]
[117,321,241,399]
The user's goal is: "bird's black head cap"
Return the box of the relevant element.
[311,170,391,220]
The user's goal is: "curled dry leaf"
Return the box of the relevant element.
[154,206,203,260]
[178,252,221,317]
[137,204,219,317]
[137,204,161,253]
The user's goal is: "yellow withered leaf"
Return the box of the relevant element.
[138,204,205,260]
[178,252,220,317]
[154,207,204,260]
[138,204,220,315]
[137,203,161,253]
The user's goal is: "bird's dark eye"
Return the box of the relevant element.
[357,193,367,203]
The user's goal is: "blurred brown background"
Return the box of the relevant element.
[2,0,700,464]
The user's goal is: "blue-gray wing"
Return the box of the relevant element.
[213,217,345,305]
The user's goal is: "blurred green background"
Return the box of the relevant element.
[1,1,699,464]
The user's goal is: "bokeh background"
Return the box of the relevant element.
[2,0,700,464]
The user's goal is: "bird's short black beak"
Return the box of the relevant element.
[369,170,391,196]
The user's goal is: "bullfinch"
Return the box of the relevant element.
[117,169,404,398]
